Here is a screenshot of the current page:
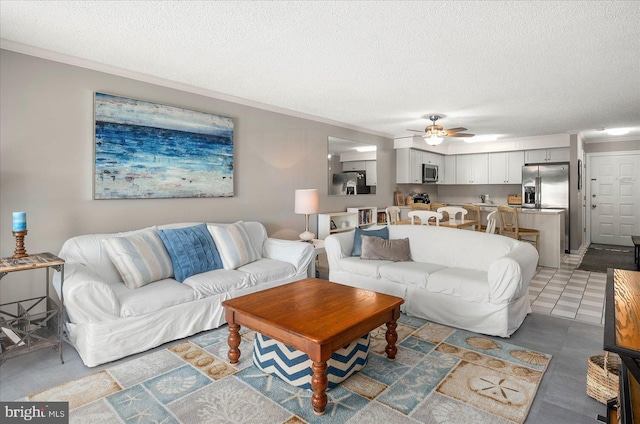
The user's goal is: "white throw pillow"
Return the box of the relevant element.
[208,221,261,270]
[102,229,173,289]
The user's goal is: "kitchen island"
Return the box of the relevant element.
[394,203,565,268]
[474,204,564,268]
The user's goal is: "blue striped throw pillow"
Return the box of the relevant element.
[208,221,261,270]
[158,223,223,282]
[102,229,173,289]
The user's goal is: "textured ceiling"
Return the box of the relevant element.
[1,1,639,142]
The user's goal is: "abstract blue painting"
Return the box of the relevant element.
[94,93,234,199]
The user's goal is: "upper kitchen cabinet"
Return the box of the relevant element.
[365,160,377,186]
[443,155,456,184]
[456,153,489,184]
[525,147,569,164]
[396,148,445,184]
[342,160,366,171]
[396,148,422,184]
[488,151,525,184]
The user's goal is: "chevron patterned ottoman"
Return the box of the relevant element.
[253,332,370,390]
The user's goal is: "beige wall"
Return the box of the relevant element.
[0,50,394,301]
[584,139,640,153]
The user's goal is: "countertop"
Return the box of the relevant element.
[446,202,565,214]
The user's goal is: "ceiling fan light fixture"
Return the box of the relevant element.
[423,134,444,146]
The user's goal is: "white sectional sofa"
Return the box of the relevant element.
[324,225,538,337]
[53,221,314,367]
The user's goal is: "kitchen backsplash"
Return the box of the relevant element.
[396,184,521,205]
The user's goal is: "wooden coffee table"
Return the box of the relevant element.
[221,278,404,415]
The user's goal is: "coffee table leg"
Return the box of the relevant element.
[385,319,398,361]
[227,323,241,365]
[311,361,328,416]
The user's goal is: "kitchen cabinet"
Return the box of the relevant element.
[488,151,525,184]
[443,155,456,184]
[525,148,569,164]
[456,153,488,184]
[342,160,366,171]
[365,160,377,186]
[396,148,423,184]
[396,148,445,184]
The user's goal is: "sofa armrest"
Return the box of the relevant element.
[263,238,314,276]
[487,243,538,304]
[54,262,121,323]
[324,231,355,271]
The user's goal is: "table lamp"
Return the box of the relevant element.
[295,189,319,242]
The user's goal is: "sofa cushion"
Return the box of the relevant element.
[378,262,446,289]
[101,229,174,289]
[237,258,296,285]
[158,223,223,282]
[361,236,411,262]
[208,221,262,270]
[182,269,252,297]
[338,257,392,279]
[115,278,198,317]
[426,267,490,303]
[351,227,389,257]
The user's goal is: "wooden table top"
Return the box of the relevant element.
[605,269,640,358]
[0,252,64,273]
[397,218,478,229]
[222,278,404,345]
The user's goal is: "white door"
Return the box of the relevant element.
[589,153,640,246]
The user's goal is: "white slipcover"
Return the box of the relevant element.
[54,221,314,367]
[325,225,538,337]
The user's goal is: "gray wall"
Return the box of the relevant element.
[0,50,394,301]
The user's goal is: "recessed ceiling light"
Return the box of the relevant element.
[464,135,498,143]
[606,128,630,136]
[355,145,377,152]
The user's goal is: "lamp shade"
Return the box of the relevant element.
[295,189,319,215]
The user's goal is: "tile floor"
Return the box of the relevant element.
[529,245,606,325]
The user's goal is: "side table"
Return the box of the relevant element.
[632,235,639,271]
[308,239,325,278]
[0,252,65,365]
[602,268,639,424]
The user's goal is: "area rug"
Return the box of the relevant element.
[26,315,551,424]
[577,243,636,273]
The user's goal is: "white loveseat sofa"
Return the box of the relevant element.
[325,225,538,337]
[53,221,314,367]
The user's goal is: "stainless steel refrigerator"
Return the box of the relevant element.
[522,164,570,252]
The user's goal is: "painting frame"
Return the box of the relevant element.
[93,92,234,200]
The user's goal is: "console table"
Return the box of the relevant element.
[0,253,65,365]
[603,268,639,424]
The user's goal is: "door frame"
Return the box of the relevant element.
[585,150,640,246]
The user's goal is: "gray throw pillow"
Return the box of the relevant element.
[360,236,411,262]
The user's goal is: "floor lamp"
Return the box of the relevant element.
[295,189,319,242]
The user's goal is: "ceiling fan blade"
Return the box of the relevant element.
[407,129,426,133]
[445,127,467,133]
[447,133,475,138]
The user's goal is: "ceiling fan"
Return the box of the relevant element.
[408,115,474,146]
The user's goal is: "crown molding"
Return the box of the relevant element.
[1,39,393,140]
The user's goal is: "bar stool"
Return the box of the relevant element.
[462,204,481,231]
[385,207,401,225]
[408,210,443,226]
[497,205,540,252]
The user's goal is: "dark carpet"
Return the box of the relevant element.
[577,243,637,273]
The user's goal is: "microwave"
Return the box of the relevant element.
[422,164,438,183]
